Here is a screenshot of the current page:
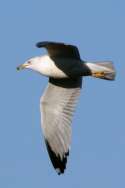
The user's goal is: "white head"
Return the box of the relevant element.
[17,56,42,71]
[17,55,53,77]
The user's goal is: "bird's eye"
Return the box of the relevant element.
[28,61,31,64]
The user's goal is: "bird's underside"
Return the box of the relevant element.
[17,41,116,175]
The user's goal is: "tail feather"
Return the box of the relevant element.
[85,61,116,80]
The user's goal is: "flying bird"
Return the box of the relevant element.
[17,41,116,175]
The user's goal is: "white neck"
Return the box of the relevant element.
[29,55,67,78]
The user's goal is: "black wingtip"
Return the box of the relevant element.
[45,139,69,175]
[36,41,67,48]
[36,41,44,48]
[36,41,55,48]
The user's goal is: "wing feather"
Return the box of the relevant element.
[40,77,82,174]
[36,41,80,60]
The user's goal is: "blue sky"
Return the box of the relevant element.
[0,0,125,187]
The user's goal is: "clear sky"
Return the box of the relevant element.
[0,0,125,187]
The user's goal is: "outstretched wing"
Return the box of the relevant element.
[40,77,82,174]
[36,41,80,60]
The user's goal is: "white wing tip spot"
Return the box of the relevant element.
[56,168,61,175]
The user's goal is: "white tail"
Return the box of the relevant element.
[85,61,116,80]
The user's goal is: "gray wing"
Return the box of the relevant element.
[36,41,81,60]
[40,77,82,174]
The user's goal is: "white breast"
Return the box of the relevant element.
[34,55,68,78]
